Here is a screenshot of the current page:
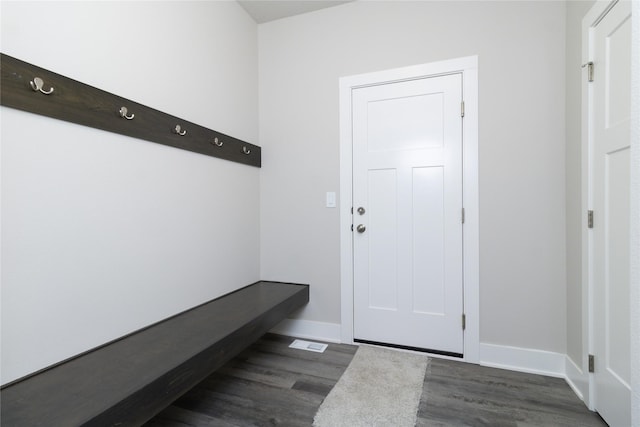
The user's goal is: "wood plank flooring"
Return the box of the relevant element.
[145,334,606,427]
[417,358,606,426]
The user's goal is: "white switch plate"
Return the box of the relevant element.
[326,192,336,208]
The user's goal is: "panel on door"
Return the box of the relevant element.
[352,74,463,355]
[591,1,631,425]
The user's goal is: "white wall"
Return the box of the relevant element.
[0,1,259,385]
[259,1,568,353]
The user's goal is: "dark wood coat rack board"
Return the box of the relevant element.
[0,53,261,167]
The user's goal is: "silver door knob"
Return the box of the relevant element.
[357,207,366,215]
[356,224,366,233]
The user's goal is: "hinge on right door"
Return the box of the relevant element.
[588,210,594,228]
[588,354,595,373]
[461,101,465,118]
[461,208,465,224]
[582,62,594,82]
[462,313,466,330]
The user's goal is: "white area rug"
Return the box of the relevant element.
[313,345,430,427]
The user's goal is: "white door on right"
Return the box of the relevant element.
[591,1,631,426]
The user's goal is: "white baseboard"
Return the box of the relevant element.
[479,343,565,378]
[269,329,588,404]
[269,319,342,343]
[565,355,588,403]
[273,326,590,404]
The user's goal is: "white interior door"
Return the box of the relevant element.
[352,73,464,355]
[591,1,631,425]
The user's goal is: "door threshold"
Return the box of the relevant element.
[354,339,463,358]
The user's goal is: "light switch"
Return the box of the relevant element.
[326,192,336,208]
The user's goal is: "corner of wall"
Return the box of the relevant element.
[565,353,588,403]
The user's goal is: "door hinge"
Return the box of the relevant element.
[588,354,595,373]
[582,61,594,82]
[462,313,466,330]
[461,101,465,118]
[351,224,354,232]
[587,210,594,228]
[461,207,465,224]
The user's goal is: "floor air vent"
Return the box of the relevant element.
[289,339,328,353]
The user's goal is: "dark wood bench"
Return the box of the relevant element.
[0,281,309,426]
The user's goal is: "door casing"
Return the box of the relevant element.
[338,56,479,363]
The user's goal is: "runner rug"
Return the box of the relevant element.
[313,345,430,427]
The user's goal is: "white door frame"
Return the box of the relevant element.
[580,0,637,413]
[338,56,479,363]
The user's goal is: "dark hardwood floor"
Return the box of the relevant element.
[417,358,606,426]
[145,334,606,427]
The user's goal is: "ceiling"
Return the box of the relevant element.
[237,1,353,24]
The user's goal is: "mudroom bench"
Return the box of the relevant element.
[0,281,309,426]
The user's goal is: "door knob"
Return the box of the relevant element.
[357,207,366,215]
[356,224,366,233]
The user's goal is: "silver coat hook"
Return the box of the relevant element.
[173,124,187,136]
[119,106,135,120]
[242,146,251,155]
[30,77,54,95]
[213,137,223,147]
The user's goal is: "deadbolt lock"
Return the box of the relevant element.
[357,207,366,215]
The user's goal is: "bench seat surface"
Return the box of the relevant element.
[0,281,309,426]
